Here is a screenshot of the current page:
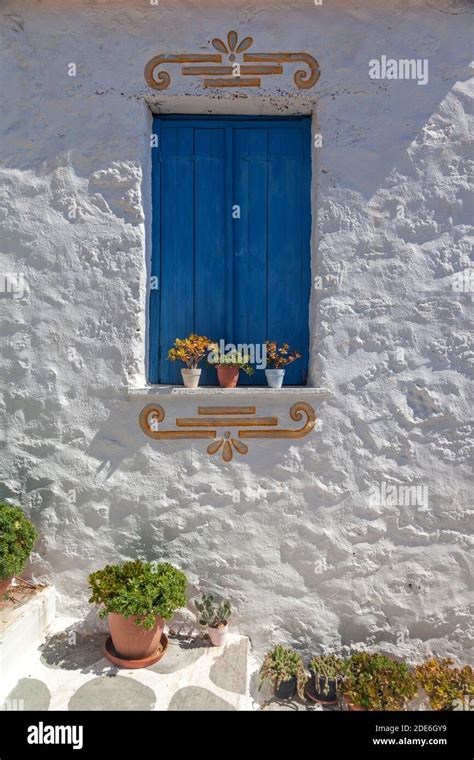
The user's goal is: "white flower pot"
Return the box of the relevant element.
[265,369,285,388]
[208,623,228,647]
[181,368,201,388]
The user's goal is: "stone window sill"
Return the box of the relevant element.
[127,385,332,400]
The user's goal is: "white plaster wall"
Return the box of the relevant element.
[0,0,472,661]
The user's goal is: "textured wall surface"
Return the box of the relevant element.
[0,0,472,661]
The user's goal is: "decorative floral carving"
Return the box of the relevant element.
[207,432,249,462]
[144,30,320,90]
[211,32,254,59]
[138,402,317,462]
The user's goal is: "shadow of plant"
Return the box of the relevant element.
[40,626,212,676]
[40,626,114,675]
[148,632,210,674]
[168,631,211,651]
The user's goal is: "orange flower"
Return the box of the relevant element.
[265,340,301,368]
[168,334,213,369]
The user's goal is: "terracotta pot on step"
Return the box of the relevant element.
[208,622,228,646]
[216,365,240,388]
[108,612,164,660]
[0,577,13,595]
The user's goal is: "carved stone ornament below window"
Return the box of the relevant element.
[138,402,317,462]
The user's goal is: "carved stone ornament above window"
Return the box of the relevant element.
[138,402,317,462]
[144,30,320,91]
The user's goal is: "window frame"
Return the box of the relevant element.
[149,114,312,386]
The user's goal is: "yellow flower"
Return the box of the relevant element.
[167,334,213,369]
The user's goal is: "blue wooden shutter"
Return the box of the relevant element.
[150,116,311,386]
[233,121,311,385]
[150,122,227,385]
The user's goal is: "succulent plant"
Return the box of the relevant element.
[195,593,231,628]
[259,645,307,700]
[88,560,187,630]
[341,652,418,711]
[265,341,302,368]
[415,659,474,711]
[0,502,37,581]
[308,654,350,696]
[167,334,213,369]
[207,345,254,375]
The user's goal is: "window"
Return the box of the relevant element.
[149,115,311,385]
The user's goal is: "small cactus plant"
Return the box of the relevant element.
[195,593,231,628]
[259,645,307,700]
[308,654,350,699]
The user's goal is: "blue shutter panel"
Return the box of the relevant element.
[158,126,195,385]
[233,128,268,385]
[194,128,227,385]
[151,125,227,384]
[266,126,308,386]
[232,121,310,385]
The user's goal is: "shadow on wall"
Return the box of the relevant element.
[319,48,473,200]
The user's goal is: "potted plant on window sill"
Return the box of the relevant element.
[265,341,301,388]
[0,502,38,597]
[307,654,350,704]
[341,652,418,711]
[259,645,307,700]
[195,593,231,647]
[167,334,212,388]
[88,560,187,667]
[207,345,254,388]
[415,658,474,711]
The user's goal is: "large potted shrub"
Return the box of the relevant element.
[259,645,307,700]
[195,593,232,647]
[308,654,350,704]
[341,652,418,711]
[88,560,187,664]
[167,334,212,388]
[415,659,474,711]
[0,502,38,595]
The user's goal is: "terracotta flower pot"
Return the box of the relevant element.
[181,368,201,388]
[208,622,228,646]
[216,365,240,388]
[0,577,13,595]
[108,612,164,660]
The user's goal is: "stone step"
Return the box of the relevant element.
[0,582,55,699]
[0,623,254,711]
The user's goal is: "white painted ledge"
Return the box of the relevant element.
[0,584,55,693]
[127,385,332,400]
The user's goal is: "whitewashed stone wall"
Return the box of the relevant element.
[0,0,472,661]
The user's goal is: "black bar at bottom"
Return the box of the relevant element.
[0,708,471,757]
